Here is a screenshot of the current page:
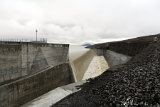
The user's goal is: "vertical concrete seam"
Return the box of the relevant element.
[27,42,29,74]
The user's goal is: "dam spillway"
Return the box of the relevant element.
[54,34,160,106]
[0,34,159,107]
[69,45,131,82]
[22,45,133,107]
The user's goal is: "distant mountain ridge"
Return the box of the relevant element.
[82,43,92,47]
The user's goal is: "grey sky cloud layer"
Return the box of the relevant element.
[0,0,160,44]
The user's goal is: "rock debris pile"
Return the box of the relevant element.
[54,43,160,107]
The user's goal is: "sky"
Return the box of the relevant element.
[0,0,160,44]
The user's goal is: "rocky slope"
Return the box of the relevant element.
[54,43,160,107]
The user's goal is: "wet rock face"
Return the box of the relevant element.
[54,43,160,107]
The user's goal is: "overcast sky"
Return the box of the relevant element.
[0,0,160,44]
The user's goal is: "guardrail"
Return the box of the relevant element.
[0,38,47,43]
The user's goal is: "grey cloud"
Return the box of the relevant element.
[43,21,84,32]
[44,21,76,28]
[17,18,30,26]
[0,0,160,44]
[98,33,136,39]
[99,34,121,39]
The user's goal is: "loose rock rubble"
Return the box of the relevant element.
[54,43,160,107]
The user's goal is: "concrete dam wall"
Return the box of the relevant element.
[22,34,160,107]
[53,35,160,107]
[70,35,157,82]
[69,45,109,82]
[0,63,73,107]
[68,45,132,85]
[1,34,158,107]
[0,42,74,107]
[0,42,69,85]
[24,40,151,106]
[69,45,132,82]
[71,50,96,81]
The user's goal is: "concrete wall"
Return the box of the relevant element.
[70,46,130,81]
[82,56,109,80]
[93,49,131,67]
[72,50,96,81]
[0,63,74,107]
[103,50,131,67]
[0,42,69,85]
[0,44,22,84]
[23,80,86,107]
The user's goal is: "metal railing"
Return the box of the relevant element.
[0,38,47,43]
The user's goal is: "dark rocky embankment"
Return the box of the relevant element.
[54,34,160,107]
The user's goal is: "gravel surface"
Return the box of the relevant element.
[54,43,160,107]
